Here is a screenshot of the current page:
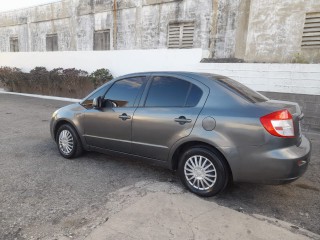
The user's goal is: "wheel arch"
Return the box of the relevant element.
[170,141,233,182]
[53,119,81,142]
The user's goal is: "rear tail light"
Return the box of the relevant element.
[260,110,295,138]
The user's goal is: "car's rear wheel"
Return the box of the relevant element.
[56,124,83,159]
[178,147,229,197]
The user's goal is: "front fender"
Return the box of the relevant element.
[50,103,87,149]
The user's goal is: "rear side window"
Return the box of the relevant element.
[104,77,147,107]
[207,75,268,103]
[186,84,203,107]
[145,76,203,107]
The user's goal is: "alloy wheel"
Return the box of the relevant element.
[58,130,74,155]
[184,155,217,190]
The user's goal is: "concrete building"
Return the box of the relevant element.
[0,0,319,63]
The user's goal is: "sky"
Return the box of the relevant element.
[0,0,59,12]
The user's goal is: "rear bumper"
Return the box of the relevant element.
[234,135,311,184]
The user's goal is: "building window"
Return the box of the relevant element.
[94,30,110,51]
[95,0,106,4]
[302,12,320,48]
[10,37,19,52]
[168,22,195,49]
[46,34,58,51]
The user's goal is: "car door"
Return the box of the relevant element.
[83,76,148,153]
[132,75,209,161]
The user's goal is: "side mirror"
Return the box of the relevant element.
[104,99,117,108]
[92,96,102,108]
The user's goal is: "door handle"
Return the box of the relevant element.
[174,116,192,125]
[119,113,131,120]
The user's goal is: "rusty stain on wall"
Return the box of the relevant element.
[113,0,117,50]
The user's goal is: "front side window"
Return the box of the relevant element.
[81,86,108,108]
[145,76,202,107]
[104,77,147,107]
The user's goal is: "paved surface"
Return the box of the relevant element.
[85,187,317,240]
[0,93,319,240]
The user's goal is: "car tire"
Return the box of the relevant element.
[56,124,83,159]
[178,147,229,197]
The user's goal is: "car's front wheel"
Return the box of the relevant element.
[56,124,83,159]
[178,147,229,197]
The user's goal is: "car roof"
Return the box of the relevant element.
[118,71,226,82]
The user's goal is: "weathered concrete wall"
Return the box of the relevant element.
[245,0,320,63]
[0,0,212,52]
[210,0,320,63]
[0,1,74,52]
[211,0,242,58]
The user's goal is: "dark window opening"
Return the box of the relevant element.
[10,37,19,52]
[94,30,111,51]
[46,34,58,51]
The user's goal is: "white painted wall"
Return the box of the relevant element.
[0,49,203,75]
[193,63,320,96]
[1,49,320,95]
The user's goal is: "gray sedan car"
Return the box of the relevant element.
[50,72,311,197]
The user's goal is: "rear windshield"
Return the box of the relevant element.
[205,74,268,103]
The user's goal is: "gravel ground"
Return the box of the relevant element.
[0,94,319,239]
